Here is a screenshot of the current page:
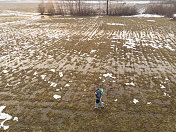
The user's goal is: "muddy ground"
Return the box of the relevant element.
[0,5,176,132]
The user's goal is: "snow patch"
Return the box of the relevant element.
[49,69,56,72]
[103,73,112,78]
[33,71,38,76]
[122,14,164,18]
[147,102,151,105]
[125,82,135,86]
[0,106,12,130]
[123,38,136,49]
[90,50,97,54]
[147,20,155,22]
[133,99,139,104]
[0,55,9,61]
[165,78,169,81]
[41,75,46,80]
[46,34,60,39]
[2,70,8,74]
[7,82,20,87]
[114,99,118,102]
[56,87,62,91]
[53,95,61,99]
[59,72,63,77]
[164,45,175,51]
[13,117,18,122]
[50,82,57,87]
[164,92,170,97]
[160,84,165,89]
[65,84,70,87]
[107,23,125,26]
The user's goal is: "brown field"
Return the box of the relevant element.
[0,4,176,131]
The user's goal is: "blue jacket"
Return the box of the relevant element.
[96,89,101,100]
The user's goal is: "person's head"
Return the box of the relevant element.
[96,88,99,91]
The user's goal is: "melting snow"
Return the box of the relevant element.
[164,45,175,51]
[0,106,13,130]
[165,78,169,81]
[65,84,70,87]
[90,50,96,53]
[164,92,170,97]
[56,87,62,91]
[33,72,38,76]
[80,53,90,57]
[147,20,155,22]
[125,82,135,86]
[7,82,20,87]
[40,25,49,27]
[107,23,125,26]
[2,70,8,74]
[133,99,139,104]
[32,77,36,80]
[122,14,164,18]
[103,73,112,78]
[46,34,59,39]
[49,69,56,72]
[123,38,136,49]
[59,72,63,77]
[53,95,61,99]
[13,117,18,121]
[41,75,46,80]
[50,82,57,87]
[160,84,165,89]
[0,55,9,61]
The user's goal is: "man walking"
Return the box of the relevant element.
[95,88,104,109]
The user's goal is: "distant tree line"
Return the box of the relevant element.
[38,0,138,16]
[38,0,176,18]
[145,0,176,18]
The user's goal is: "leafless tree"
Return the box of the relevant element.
[38,0,45,15]
[107,0,109,15]
[47,0,56,15]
